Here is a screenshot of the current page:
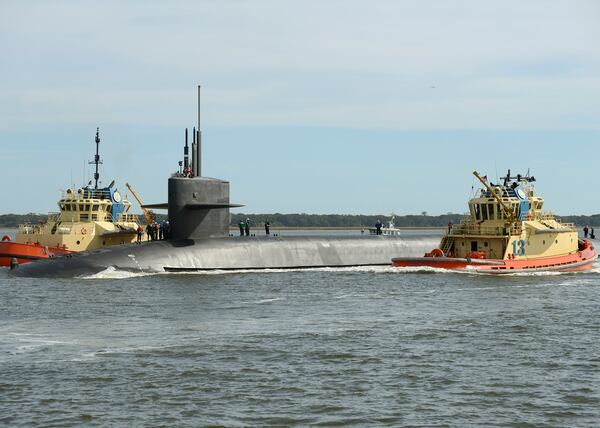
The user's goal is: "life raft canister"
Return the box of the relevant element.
[467,251,486,259]
[426,248,445,258]
[1,235,11,242]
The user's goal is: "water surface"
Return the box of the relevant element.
[1,256,599,426]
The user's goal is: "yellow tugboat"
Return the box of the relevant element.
[0,129,146,266]
[392,170,597,273]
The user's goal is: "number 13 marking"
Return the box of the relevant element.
[512,239,526,256]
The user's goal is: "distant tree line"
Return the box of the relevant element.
[558,215,600,227]
[0,213,48,228]
[2,212,599,229]
[231,213,466,228]
[230,213,600,228]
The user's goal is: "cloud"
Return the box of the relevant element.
[0,0,599,130]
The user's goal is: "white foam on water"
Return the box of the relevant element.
[480,270,567,277]
[89,343,180,357]
[482,264,600,278]
[75,259,600,279]
[15,341,63,352]
[586,263,600,274]
[248,297,286,304]
[75,265,413,279]
[74,352,102,361]
[169,266,375,275]
[79,266,159,280]
[1,333,74,358]
[333,293,359,299]
[170,265,453,275]
[385,265,456,274]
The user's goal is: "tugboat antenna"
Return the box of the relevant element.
[89,127,103,189]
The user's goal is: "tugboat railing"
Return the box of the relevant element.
[532,212,576,230]
[449,223,523,237]
[17,225,38,234]
[17,223,94,235]
[60,189,113,200]
[116,213,140,223]
[450,216,577,237]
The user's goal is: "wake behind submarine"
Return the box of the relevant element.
[11,88,439,278]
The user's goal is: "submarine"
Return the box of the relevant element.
[11,87,440,278]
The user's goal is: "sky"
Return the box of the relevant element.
[1,0,600,215]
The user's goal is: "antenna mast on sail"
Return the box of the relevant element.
[196,85,202,177]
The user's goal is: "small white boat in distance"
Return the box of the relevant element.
[368,215,402,236]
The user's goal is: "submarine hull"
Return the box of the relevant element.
[9,234,440,278]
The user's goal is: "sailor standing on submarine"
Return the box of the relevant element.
[245,218,251,236]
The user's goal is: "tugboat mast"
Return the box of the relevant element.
[89,127,103,189]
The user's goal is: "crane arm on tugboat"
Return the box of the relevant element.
[125,182,155,225]
[472,170,517,223]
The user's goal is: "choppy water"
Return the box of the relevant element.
[1,239,600,426]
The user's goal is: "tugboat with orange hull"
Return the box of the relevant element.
[392,170,597,274]
[0,235,72,266]
[0,128,146,268]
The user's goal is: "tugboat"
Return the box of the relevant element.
[392,170,597,273]
[0,129,146,267]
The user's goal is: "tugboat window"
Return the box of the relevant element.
[481,204,488,221]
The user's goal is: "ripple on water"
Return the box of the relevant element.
[2,264,600,426]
